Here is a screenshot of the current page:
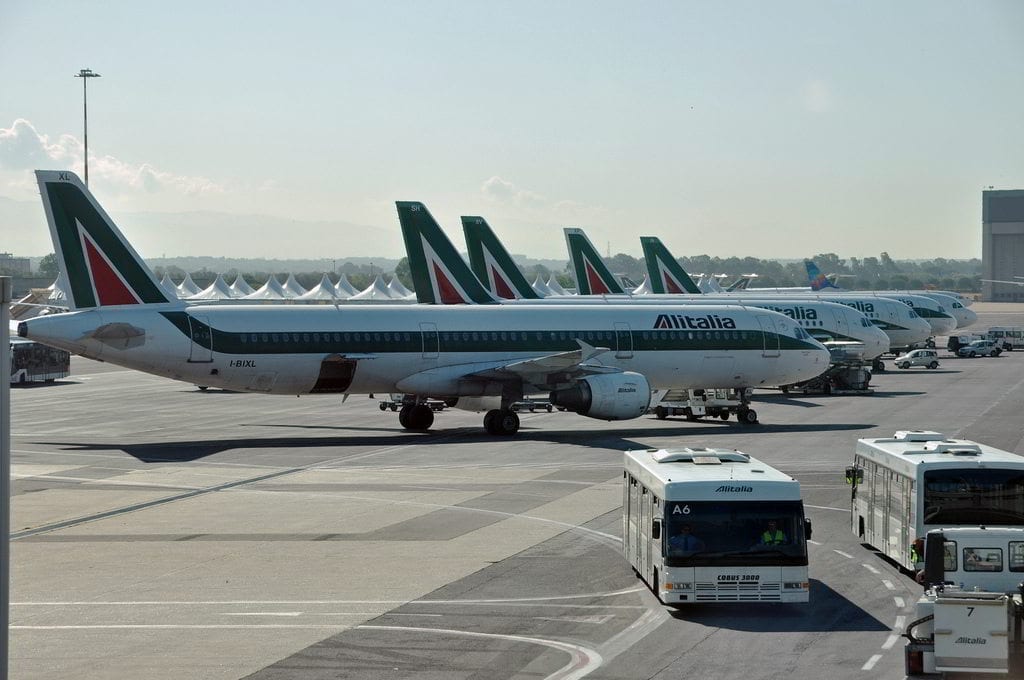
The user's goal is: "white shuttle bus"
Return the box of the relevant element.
[846,431,1024,571]
[623,447,811,604]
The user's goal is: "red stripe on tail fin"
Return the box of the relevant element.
[664,274,683,294]
[491,266,516,299]
[433,262,467,304]
[585,261,611,295]
[83,236,141,305]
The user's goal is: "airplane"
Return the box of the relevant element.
[397,205,842,423]
[460,218,891,360]
[801,261,975,329]
[20,170,831,435]
[559,228,931,351]
[982,277,1024,287]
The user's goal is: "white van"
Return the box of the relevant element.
[987,327,1023,351]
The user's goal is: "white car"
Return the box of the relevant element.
[893,349,940,370]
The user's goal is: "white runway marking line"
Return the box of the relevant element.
[832,550,853,559]
[894,597,905,609]
[13,624,349,630]
[882,580,895,590]
[803,504,847,512]
[861,563,881,575]
[882,616,907,650]
[357,625,603,680]
[862,654,882,671]
[13,586,647,608]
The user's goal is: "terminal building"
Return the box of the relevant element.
[0,252,31,275]
[982,189,1024,302]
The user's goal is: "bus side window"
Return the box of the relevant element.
[1010,542,1024,572]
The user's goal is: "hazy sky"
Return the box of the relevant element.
[2,1,1022,261]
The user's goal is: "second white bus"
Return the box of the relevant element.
[624,447,811,605]
[846,430,1024,571]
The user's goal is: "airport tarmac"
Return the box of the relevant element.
[8,302,1024,680]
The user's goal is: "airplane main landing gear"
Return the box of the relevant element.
[484,408,520,435]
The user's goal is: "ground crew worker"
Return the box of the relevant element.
[760,520,787,546]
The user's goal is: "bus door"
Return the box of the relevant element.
[188,315,213,363]
[871,466,887,547]
[756,315,781,357]
[614,322,633,359]
[639,486,649,576]
[420,322,439,359]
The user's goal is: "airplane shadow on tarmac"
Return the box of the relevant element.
[35,422,875,463]
[667,579,890,632]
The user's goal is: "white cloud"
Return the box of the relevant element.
[0,118,223,196]
[0,119,79,169]
[481,175,611,223]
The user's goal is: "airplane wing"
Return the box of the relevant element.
[393,340,618,394]
[469,340,615,383]
[982,279,1024,287]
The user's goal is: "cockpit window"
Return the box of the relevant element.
[908,310,919,318]
[861,318,873,327]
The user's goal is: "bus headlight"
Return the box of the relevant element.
[784,582,809,590]
[665,582,692,591]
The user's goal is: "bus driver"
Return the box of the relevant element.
[759,520,787,547]
[669,524,706,554]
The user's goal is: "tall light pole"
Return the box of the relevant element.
[74,68,101,186]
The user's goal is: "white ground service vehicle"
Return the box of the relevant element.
[987,327,1023,351]
[648,388,757,424]
[624,447,811,604]
[904,528,1024,676]
[958,339,1003,358]
[845,431,1024,571]
[893,349,941,370]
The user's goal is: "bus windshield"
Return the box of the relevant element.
[664,500,807,567]
[923,469,1024,525]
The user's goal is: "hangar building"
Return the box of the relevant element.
[982,189,1024,302]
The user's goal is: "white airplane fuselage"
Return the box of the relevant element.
[21,303,831,395]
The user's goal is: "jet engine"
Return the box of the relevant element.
[549,372,651,420]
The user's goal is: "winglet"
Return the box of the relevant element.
[564,228,625,295]
[461,216,542,299]
[35,170,174,309]
[639,236,701,294]
[396,202,499,304]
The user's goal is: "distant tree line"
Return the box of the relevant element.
[35,251,982,293]
[586,251,983,292]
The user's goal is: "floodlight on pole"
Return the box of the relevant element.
[74,68,101,186]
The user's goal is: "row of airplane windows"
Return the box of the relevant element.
[233,329,759,345]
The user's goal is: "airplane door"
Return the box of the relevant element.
[755,315,781,357]
[420,322,439,359]
[614,322,633,359]
[831,308,848,340]
[188,315,214,363]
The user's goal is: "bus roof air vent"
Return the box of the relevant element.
[651,448,751,464]
[919,440,983,455]
[893,430,946,442]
